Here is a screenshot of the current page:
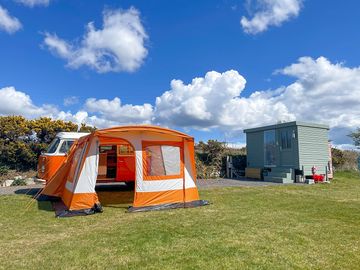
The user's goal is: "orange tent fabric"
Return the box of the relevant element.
[41,125,207,216]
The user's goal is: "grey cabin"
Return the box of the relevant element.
[244,121,331,183]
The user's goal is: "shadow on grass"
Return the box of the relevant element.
[14,187,42,196]
[13,187,55,212]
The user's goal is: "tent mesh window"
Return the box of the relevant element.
[145,145,180,176]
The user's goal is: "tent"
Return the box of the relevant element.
[41,125,208,216]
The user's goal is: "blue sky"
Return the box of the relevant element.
[1,0,360,148]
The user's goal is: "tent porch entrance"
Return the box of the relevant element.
[97,140,135,185]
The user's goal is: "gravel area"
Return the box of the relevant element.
[196,177,282,189]
[0,177,285,196]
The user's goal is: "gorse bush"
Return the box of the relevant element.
[331,148,359,171]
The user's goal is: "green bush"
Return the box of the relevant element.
[0,166,9,176]
[195,155,220,179]
[332,148,359,171]
[11,178,27,186]
[195,140,226,179]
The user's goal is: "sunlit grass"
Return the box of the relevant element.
[0,171,359,269]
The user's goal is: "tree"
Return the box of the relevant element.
[349,128,360,148]
[79,123,97,133]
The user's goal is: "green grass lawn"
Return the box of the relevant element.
[1,172,360,270]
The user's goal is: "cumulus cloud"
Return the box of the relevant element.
[154,70,294,130]
[15,0,50,7]
[275,56,360,129]
[0,87,52,117]
[0,86,153,128]
[84,97,153,124]
[241,0,302,34]
[0,5,22,34]
[43,7,148,73]
[1,56,360,146]
[155,57,360,144]
[181,57,359,131]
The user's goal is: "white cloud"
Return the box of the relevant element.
[275,56,360,129]
[0,86,153,128]
[225,142,246,149]
[43,33,72,58]
[0,5,22,34]
[63,96,79,106]
[0,87,51,116]
[155,57,360,144]
[43,7,148,73]
[154,70,294,130]
[241,0,302,34]
[84,97,153,124]
[1,56,360,146]
[15,0,50,7]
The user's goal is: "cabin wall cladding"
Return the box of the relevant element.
[297,126,329,175]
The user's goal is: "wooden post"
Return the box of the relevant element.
[325,166,328,182]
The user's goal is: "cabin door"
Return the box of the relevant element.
[116,144,135,181]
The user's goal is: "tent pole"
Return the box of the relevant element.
[183,138,186,206]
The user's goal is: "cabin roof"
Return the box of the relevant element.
[243,121,329,133]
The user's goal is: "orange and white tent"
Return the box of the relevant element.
[41,125,208,216]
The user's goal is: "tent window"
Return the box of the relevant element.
[145,145,181,177]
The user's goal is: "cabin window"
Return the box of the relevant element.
[46,138,61,153]
[280,130,292,149]
[264,130,276,166]
[144,145,181,177]
[59,140,75,154]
